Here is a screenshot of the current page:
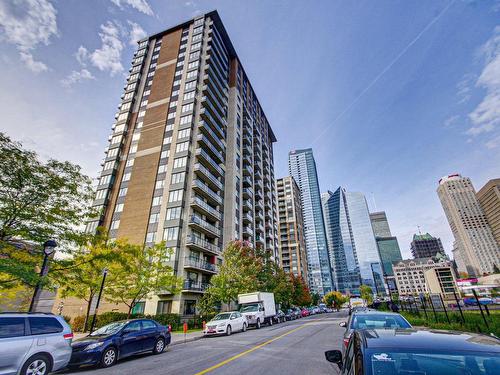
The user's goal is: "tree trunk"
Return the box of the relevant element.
[83,295,93,332]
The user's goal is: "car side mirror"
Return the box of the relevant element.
[230,316,236,320]
[339,322,347,327]
[325,350,343,367]
[121,329,131,335]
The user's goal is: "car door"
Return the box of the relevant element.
[229,313,239,331]
[119,321,143,357]
[235,312,244,330]
[140,320,158,351]
[341,336,356,375]
[0,317,33,375]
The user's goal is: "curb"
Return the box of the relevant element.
[170,335,204,346]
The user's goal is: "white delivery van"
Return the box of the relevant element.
[238,292,276,328]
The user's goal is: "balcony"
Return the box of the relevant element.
[201,96,226,126]
[200,107,225,139]
[184,257,217,274]
[243,153,252,165]
[242,176,252,186]
[242,199,252,212]
[243,145,252,156]
[242,212,253,224]
[243,134,252,146]
[192,179,223,205]
[243,187,253,199]
[182,280,210,293]
[243,226,253,237]
[193,163,223,191]
[197,134,224,163]
[188,215,220,238]
[254,188,263,200]
[203,67,228,103]
[190,196,221,221]
[243,163,253,176]
[196,148,224,177]
[186,234,221,255]
[199,121,225,151]
[254,170,262,180]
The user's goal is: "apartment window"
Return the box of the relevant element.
[185,81,196,91]
[95,189,107,200]
[115,203,124,213]
[111,135,121,144]
[121,102,131,111]
[103,161,114,170]
[151,53,158,60]
[194,18,204,26]
[136,121,143,129]
[171,172,185,184]
[160,150,170,159]
[147,71,155,78]
[143,89,151,97]
[189,51,200,60]
[178,128,191,139]
[152,196,162,206]
[173,157,187,168]
[169,101,177,108]
[123,92,134,100]
[171,90,179,97]
[176,60,184,67]
[114,124,125,134]
[126,82,136,91]
[149,213,160,224]
[129,144,138,154]
[163,227,179,241]
[158,164,167,173]
[175,69,183,77]
[191,34,202,42]
[188,61,199,70]
[129,73,139,81]
[167,112,176,120]
[165,124,173,132]
[125,159,134,168]
[166,207,182,220]
[173,79,181,86]
[183,91,195,101]
[181,103,194,113]
[180,115,192,125]
[138,110,146,118]
[176,142,189,153]
[99,175,111,185]
[193,26,203,34]
[191,42,201,50]
[186,70,197,79]
[163,136,172,145]
[140,100,148,107]
[110,220,120,230]
[146,232,156,243]
[118,187,128,197]
[155,180,165,190]
[168,189,183,202]
[122,172,131,182]
[132,133,141,141]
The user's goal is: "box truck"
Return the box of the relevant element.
[238,292,276,328]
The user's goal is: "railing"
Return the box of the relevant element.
[192,179,223,205]
[184,257,217,273]
[190,197,221,220]
[193,163,223,190]
[196,148,224,176]
[186,234,221,254]
[183,280,210,292]
[197,133,224,162]
[189,215,221,237]
[199,120,225,151]
[200,107,225,138]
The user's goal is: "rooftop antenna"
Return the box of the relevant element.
[417,225,422,235]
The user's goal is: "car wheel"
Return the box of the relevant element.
[242,323,247,332]
[153,337,165,354]
[21,354,51,375]
[226,325,232,336]
[101,347,117,368]
[256,319,261,329]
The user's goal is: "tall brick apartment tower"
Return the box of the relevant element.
[86,11,278,316]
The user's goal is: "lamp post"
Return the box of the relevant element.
[29,240,57,312]
[90,268,108,333]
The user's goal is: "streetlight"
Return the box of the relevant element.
[90,268,108,333]
[29,239,57,312]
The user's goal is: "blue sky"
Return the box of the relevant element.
[0,0,499,257]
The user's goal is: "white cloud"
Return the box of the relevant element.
[485,134,500,149]
[75,46,89,66]
[0,0,57,72]
[467,26,500,141]
[443,115,459,128]
[128,21,146,46]
[110,0,154,16]
[60,69,95,87]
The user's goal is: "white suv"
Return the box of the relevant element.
[0,313,73,375]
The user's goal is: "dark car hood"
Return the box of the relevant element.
[71,335,110,348]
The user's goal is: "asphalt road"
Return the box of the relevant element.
[62,311,347,375]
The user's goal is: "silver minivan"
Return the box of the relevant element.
[0,313,73,375]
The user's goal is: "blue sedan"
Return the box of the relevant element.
[69,319,171,368]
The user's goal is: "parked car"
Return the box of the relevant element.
[284,309,295,321]
[69,318,170,368]
[301,308,310,317]
[274,310,286,323]
[0,312,73,375]
[325,329,500,374]
[293,307,303,318]
[339,311,412,352]
[204,311,247,336]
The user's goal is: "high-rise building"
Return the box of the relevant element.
[410,233,445,259]
[276,176,308,281]
[288,149,333,295]
[322,188,386,295]
[86,11,278,316]
[437,174,499,276]
[477,178,500,247]
[369,211,392,238]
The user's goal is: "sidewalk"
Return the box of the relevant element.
[72,330,204,346]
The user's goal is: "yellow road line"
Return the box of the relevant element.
[193,323,310,375]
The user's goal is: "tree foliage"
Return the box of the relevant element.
[323,291,348,310]
[104,241,183,317]
[0,132,95,292]
[360,284,374,305]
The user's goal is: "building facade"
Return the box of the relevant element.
[410,233,445,259]
[369,211,392,238]
[276,176,308,281]
[477,178,500,248]
[86,11,278,316]
[322,188,386,295]
[288,149,333,295]
[393,256,456,298]
[437,174,499,276]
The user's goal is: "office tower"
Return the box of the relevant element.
[86,11,278,316]
[477,178,500,247]
[369,211,392,238]
[276,176,308,281]
[410,233,445,258]
[288,149,333,295]
[437,174,499,276]
[322,188,386,295]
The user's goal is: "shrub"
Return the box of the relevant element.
[71,315,86,332]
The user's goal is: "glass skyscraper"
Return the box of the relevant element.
[322,188,386,295]
[288,149,333,295]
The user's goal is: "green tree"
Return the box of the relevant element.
[311,292,321,306]
[0,132,94,292]
[291,274,312,306]
[323,291,347,311]
[360,284,374,305]
[105,241,183,317]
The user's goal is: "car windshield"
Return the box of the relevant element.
[212,313,231,321]
[89,321,127,336]
[351,314,411,330]
[369,351,499,375]
[241,304,259,312]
